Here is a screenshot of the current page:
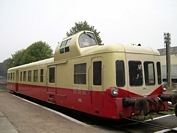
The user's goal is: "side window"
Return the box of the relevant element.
[28,70,31,82]
[49,67,55,83]
[33,70,38,82]
[93,61,102,85]
[116,60,125,87]
[157,62,162,85]
[74,63,86,84]
[10,73,12,80]
[40,69,44,82]
[20,71,22,81]
[13,72,15,81]
[144,62,155,85]
[10,73,13,80]
[129,61,143,86]
[60,39,71,54]
[23,71,26,81]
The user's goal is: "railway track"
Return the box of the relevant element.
[120,118,177,133]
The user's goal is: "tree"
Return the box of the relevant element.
[66,21,102,44]
[8,49,25,68]
[20,41,53,65]
[0,59,9,77]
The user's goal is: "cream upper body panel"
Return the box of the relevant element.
[8,58,54,71]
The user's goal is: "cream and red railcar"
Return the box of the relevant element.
[7,31,177,119]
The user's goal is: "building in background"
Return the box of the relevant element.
[158,46,177,83]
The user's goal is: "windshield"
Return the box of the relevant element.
[129,61,143,86]
[78,32,97,48]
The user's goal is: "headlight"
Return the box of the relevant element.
[111,87,119,96]
[163,87,166,92]
[162,82,167,92]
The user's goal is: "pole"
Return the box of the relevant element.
[164,33,171,88]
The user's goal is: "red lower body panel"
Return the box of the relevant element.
[7,82,169,119]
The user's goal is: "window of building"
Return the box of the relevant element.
[157,62,162,85]
[49,67,55,83]
[28,70,31,82]
[33,70,38,82]
[23,71,26,81]
[116,60,125,87]
[129,61,143,86]
[40,69,44,82]
[93,61,102,85]
[74,63,86,84]
[20,71,22,81]
[144,62,155,85]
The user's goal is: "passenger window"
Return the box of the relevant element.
[11,72,14,81]
[74,63,86,84]
[49,67,55,83]
[20,71,22,81]
[129,61,143,86]
[144,62,155,85]
[93,61,102,85]
[28,70,32,82]
[40,69,44,82]
[157,62,162,85]
[23,71,26,81]
[33,70,38,82]
[116,60,125,87]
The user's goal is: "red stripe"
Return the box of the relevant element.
[7,82,167,119]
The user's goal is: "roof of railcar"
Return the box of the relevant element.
[81,43,160,56]
[8,58,54,71]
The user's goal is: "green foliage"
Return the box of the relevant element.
[8,49,25,68]
[20,41,53,65]
[8,41,53,68]
[66,21,102,44]
[0,59,9,77]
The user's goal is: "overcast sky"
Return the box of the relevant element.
[0,0,177,62]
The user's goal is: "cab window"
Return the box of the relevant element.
[129,61,143,86]
[144,62,155,85]
[60,39,71,54]
[79,32,97,48]
[116,60,125,87]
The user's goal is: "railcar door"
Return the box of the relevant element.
[90,57,103,105]
[46,66,57,102]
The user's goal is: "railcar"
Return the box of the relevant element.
[7,30,177,119]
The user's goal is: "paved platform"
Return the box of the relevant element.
[0,111,18,133]
[0,90,115,133]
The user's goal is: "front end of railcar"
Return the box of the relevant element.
[105,85,177,119]
[103,46,177,119]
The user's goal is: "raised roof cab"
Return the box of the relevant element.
[54,30,98,61]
